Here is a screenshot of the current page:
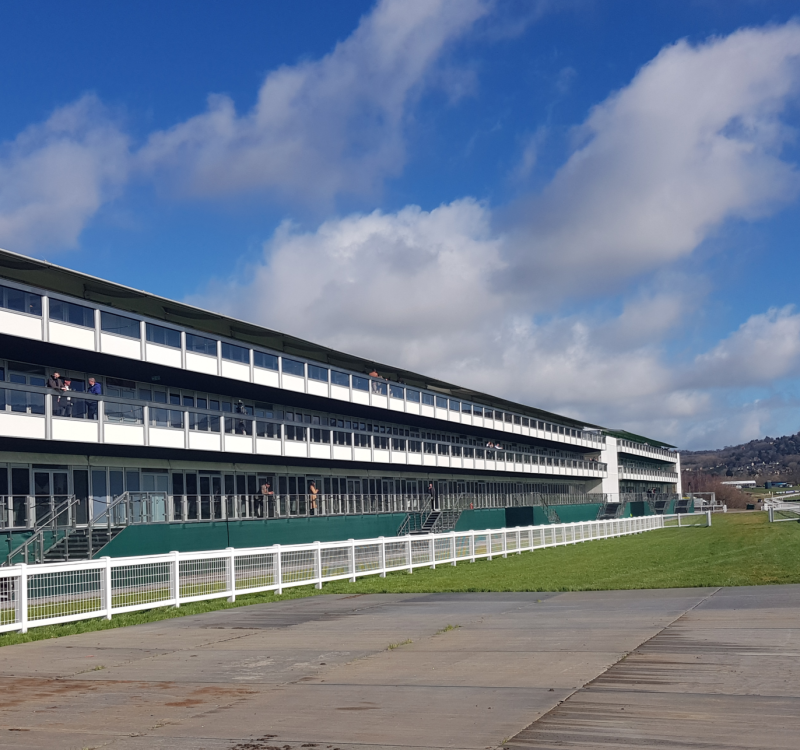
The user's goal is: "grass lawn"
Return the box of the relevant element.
[1,512,797,648]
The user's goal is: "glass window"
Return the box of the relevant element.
[254,403,273,418]
[138,388,151,401]
[435,396,448,408]
[150,408,184,429]
[371,380,387,396]
[100,311,140,339]
[221,342,249,363]
[374,435,388,449]
[146,323,181,348]
[449,399,460,411]
[505,412,513,423]
[197,397,207,409]
[225,416,252,435]
[473,406,483,417]
[424,442,436,454]
[310,428,330,443]
[253,351,278,370]
[451,445,462,457]
[333,431,352,446]
[6,389,45,414]
[104,402,143,424]
[406,389,420,403]
[285,424,307,441]
[354,433,371,447]
[352,375,369,391]
[408,440,421,453]
[389,384,404,399]
[392,438,406,451]
[514,415,521,425]
[484,409,494,420]
[153,390,167,404]
[106,377,136,399]
[50,299,94,328]
[186,333,217,356]
[422,393,434,406]
[183,395,194,407]
[331,371,350,387]
[0,285,41,316]
[308,365,328,382]
[189,412,220,432]
[437,443,449,455]
[461,403,472,414]
[522,417,529,427]
[282,358,305,377]
[169,392,180,405]
[256,421,281,438]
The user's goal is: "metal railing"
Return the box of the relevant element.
[5,495,80,565]
[767,501,800,522]
[616,438,677,460]
[0,513,709,634]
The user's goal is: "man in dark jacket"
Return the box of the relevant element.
[47,372,65,415]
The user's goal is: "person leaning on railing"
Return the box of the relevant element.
[86,377,102,420]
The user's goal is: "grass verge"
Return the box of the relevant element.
[1,512,797,648]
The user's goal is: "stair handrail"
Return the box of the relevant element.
[5,494,80,566]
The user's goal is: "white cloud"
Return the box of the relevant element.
[500,22,800,299]
[138,0,490,205]
[0,95,129,252]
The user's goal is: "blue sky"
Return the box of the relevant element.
[2,0,800,449]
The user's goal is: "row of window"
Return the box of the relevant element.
[1,283,602,442]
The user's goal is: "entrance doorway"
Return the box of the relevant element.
[33,469,69,525]
[142,472,168,522]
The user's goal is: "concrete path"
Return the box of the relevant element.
[0,586,797,749]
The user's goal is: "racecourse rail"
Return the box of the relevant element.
[0,513,709,634]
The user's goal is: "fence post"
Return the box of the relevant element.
[430,534,436,569]
[103,556,113,619]
[171,550,181,608]
[516,528,521,554]
[769,506,774,523]
[314,541,323,589]
[407,536,413,574]
[488,531,493,561]
[451,532,457,566]
[470,531,475,563]
[678,514,682,528]
[226,547,236,603]
[379,536,386,578]
[18,564,28,634]
[349,539,356,582]
[707,510,712,527]
[275,545,283,595]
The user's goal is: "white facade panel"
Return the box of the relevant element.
[253,368,280,387]
[309,444,331,460]
[100,333,141,359]
[391,452,407,464]
[371,395,388,409]
[149,428,185,449]
[221,360,250,382]
[284,441,308,458]
[104,423,145,445]
[146,343,182,368]
[0,413,45,440]
[51,418,98,443]
[330,385,350,401]
[460,414,472,426]
[421,405,434,418]
[435,408,447,420]
[0,309,41,340]
[353,447,371,462]
[463,458,474,470]
[352,390,369,405]
[423,454,436,467]
[333,445,353,461]
[223,434,254,454]
[307,380,329,398]
[186,351,218,375]
[373,449,390,463]
[282,374,306,393]
[49,321,95,351]
[389,399,405,412]
[407,453,422,465]
[406,402,420,415]
[256,438,282,456]
[437,456,449,468]
[189,432,221,451]
[449,412,460,423]
[475,459,485,470]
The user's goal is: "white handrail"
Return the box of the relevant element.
[0,513,709,634]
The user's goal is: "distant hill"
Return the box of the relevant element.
[682,431,800,481]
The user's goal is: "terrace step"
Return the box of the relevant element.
[43,527,125,562]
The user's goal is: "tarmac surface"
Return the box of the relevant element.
[0,585,798,749]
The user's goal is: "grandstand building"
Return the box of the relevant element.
[0,248,681,563]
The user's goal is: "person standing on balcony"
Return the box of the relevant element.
[47,372,65,415]
[428,481,438,511]
[309,480,319,515]
[87,377,102,420]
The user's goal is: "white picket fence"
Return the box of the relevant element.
[0,513,709,634]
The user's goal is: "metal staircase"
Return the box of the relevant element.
[596,501,624,520]
[42,527,125,562]
[398,498,464,536]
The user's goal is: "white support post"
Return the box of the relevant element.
[226,547,236,602]
[678,514,682,528]
[18,564,28,634]
[314,541,323,589]
[488,531,493,561]
[171,550,181,608]
[275,545,283,594]
[103,556,113,619]
[379,536,386,578]
[470,531,475,563]
[348,539,356,582]
[430,535,436,569]
[407,537,413,574]
[707,510,712,527]
[451,532,457,566]
[516,528,521,554]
